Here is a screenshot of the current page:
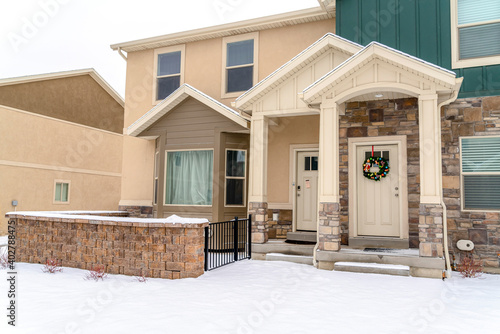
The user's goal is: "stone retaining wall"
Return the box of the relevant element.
[7,213,208,279]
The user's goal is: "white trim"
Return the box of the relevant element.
[153,151,159,205]
[0,104,123,137]
[348,136,408,240]
[0,69,124,107]
[221,32,259,99]
[224,148,247,208]
[450,0,500,69]
[127,84,248,137]
[110,7,333,52]
[163,148,215,207]
[0,160,121,178]
[459,135,500,212]
[153,44,186,104]
[290,145,319,232]
[53,179,71,204]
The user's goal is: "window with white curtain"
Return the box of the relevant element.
[165,150,213,206]
[54,180,70,203]
[225,150,246,206]
[452,0,500,68]
[461,136,500,210]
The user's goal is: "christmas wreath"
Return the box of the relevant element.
[363,156,390,181]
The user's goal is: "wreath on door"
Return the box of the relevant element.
[363,148,390,181]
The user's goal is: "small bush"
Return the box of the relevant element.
[42,258,63,274]
[84,265,108,281]
[457,254,483,278]
[134,275,148,283]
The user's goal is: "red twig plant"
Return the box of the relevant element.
[456,253,483,278]
[42,258,63,274]
[84,265,108,281]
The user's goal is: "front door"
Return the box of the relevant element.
[356,145,400,237]
[296,151,318,231]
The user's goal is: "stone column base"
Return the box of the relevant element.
[118,205,153,218]
[249,202,268,244]
[419,203,444,257]
[318,202,341,251]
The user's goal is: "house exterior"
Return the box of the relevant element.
[112,0,500,277]
[0,69,124,234]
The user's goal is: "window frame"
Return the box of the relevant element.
[163,148,214,207]
[153,44,186,104]
[224,148,247,208]
[450,0,500,69]
[459,135,500,212]
[53,180,70,204]
[221,32,259,99]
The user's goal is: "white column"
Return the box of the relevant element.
[319,99,340,203]
[418,94,442,204]
[248,114,268,203]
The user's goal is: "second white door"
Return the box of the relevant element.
[296,151,318,231]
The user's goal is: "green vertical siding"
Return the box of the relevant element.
[336,0,500,98]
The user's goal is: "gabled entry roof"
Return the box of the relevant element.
[127,84,249,137]
[235,33,362,112]
[301,42,463,105]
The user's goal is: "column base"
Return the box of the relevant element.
[249,202,268,244]
[418,204,444,257]
[318,202,341,251]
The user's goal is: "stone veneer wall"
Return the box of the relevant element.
[266,209,292,239]
[340,98,421,247]
[441,95,500,270]
[8,213,208,279]
[118,205,153,218]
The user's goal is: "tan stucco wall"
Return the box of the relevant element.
[121,18,334,207]
[0,106,123,234]
[0,75,124,133]
[267,115,319,205]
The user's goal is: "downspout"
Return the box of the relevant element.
[437,82,461,278]
[117,47,128,61]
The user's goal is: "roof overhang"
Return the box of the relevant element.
[301,42,463,106]
[110,7,334,53]
[234,33,362,113]
[318,0,336,13]
[0,69,124,107]
[127,84,249,137]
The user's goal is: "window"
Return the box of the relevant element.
[165,150,213,206]
[225,150,246,206]
[54,181,70,204]
[222,33,258,98]
[451,0,500,68]
[154,45,185,101]
[460,136,500,211]
[154,151,159,205]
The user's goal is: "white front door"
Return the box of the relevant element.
[356,145,400,237]
[296,151,318,231]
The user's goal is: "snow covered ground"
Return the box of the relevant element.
[0,256,499,334]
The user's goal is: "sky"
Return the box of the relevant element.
[0,0,320,98]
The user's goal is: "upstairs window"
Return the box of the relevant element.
[222,33,258,98]
[460,136,500,211]
[54,181,70,204]
[154,45,185,101]
[451,0,500,68]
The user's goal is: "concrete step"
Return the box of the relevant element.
[252,241,315,257]
[265,253,314,266]
[286,231,316,243]
[334,262,410,276]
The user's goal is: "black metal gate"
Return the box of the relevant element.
[204,215,252,271]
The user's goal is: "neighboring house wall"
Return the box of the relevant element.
[0,105,123,234]
[335,0,500,98]
[0,75,124,133]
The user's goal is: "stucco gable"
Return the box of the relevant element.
[235,33,362,113]
[302,42,463,105]
[127,84,249,137]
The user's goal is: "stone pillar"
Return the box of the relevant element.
[248,114,269,244]
[318,98,341,251]
[318,203,341,251]
[249,202,268,243]
[419,204,444,257]
[418,94,444,257]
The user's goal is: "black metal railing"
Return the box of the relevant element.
[204,215,252,271]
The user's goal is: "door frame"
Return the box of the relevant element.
[290,144,319,232]
[348,136,408,240]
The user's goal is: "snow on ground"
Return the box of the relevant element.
[0,258,499,334]
[0,235,7,246]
